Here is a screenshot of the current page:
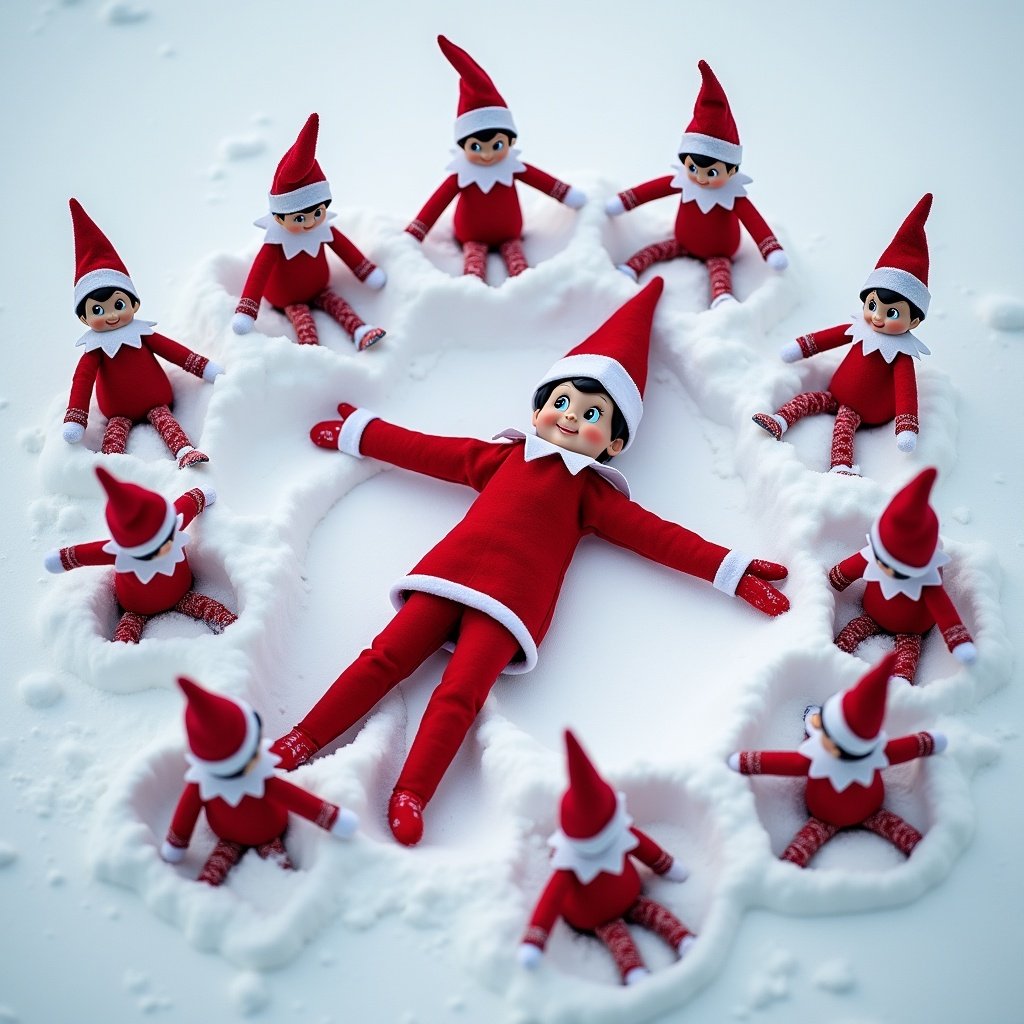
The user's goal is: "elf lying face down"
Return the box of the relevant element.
[273,278,789,846]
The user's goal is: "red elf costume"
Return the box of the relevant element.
[161,677,358,886]
[232,113,386,350]
[519,730,695,986]
[405,35,586,282]
[43,467,236,644]
[753,195,934,475]
[63,199,222,469]
[273,278,789,847]
[605,60,787,306]
[828,467,976,684]
[728,653,947,867]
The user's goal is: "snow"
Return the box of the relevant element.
[3,2,1024,1023]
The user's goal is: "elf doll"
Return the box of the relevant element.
[405,35,587,283]
[63,199,223,469]
[728,652,947,868]
[518,730,695,986]
[43,467,236,644]
[160,676,358,886]
[752,194,933,476]
[828,467,976,685]
[605,60,787,306]
[272,278,790,847]
[232,113,387,350]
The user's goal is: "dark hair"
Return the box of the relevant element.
[272,199,332,218]
[859,286,925,324]
[137,527,176,561]
[531,376,628,462]
[457,128,517,148]
[819,714,874,762]
[75,286,140,321]
[679,152,738,174]
[221,711,264,778]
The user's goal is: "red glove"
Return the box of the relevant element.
[736,559,790,616]
[309,404,358,450]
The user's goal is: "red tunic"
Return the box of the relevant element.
[57,489,207,615]
[236,227,377,312]
[524,828,674,940]
[736,732,940,827]
[165,775,339,849]
[617,176,781,261]
[65,333,209,425]
[409,164,571,247]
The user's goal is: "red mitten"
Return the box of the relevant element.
[735,574,790,616]
[745,559,788,582]
[310,404,358,449]
[337,403,357,420]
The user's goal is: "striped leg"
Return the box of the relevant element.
[462,241,489,280]
[594,919,646,983]
[174,591,237,634]
[777,390,839,430]
[146,405,208,468]
[705,256,734,306]
[781,816,840,868]
[284,302,319,346]
[626,895,692,951]
[829,404,863,474]
[314,289,384,350]
[101,415,132,455]
[197,839,246,886]
[624,238,686,278]
[113,610,148,644]
[861,808,922,857]
[498,238,528,277]
[893,633,924,684]
[835,614,884,655]
[255,835,295,871]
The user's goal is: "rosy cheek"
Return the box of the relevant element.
[539,409,561,428]
[580,425,605,446]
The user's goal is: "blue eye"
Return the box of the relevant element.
[295,214,305,224]
[707,168,718,178]
[886,307,900,320]
[471,142,482,152]
[314,208,323,219]
[114,299,126,310]
[553,395,570,411]
[494,141,504,151]
[92,304,103,316]
[583,407,601,423]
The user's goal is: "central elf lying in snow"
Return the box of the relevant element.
[729,652,947,867]
[161,677,358,886]
[273,278,790,846]
[43,467,236,643]
[519,731,695,986]
[405,35,586,283]
[605,60,787,306]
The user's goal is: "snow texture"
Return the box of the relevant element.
[976,294,1024,331]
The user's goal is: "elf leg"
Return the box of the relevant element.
[498,238,529,277]
[594,919,648,985]
[892,633,924,684]
[113,610,148,644]
[146,405,209,469]
[829,404,863,475]
[753,391,838,441]
[462,240,489,280]
[101,415,133,455]
[621,238,686,282]
[197,839,246,886]
[705,256,734,308]
[835,614,884,655]
[861,808,922,857]
[173,591,238,635]
[626,895,693,955]
[313,289,385,351]
[255,835,295,871]
[780,816,840,868]
[283,302,320,346]
[389,608,519,845]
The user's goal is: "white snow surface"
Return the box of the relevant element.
[3,3,1023,1023]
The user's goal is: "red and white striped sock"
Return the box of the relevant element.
[777,390,838,430]
[113,610,148,644]
[861,808,922,856]
[594,918,645,982]
[706,256,733,304]
[285,303,319,345]
[781,816,840,868]
[197,838,246,886]
[314,289,364,339]
[255,835,295,870]
[627,896,691,950]
[625,238,686,277]
[499,238,528,277]
[835,614,883,655]
[174,591,237,634]
[893,633,923,683]
[462,241,488,280]
[102,416,132,455]
[146,405,200,465]
[830,404,862,471]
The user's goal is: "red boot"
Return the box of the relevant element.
[388,789,425,846]
[270,726,320,771]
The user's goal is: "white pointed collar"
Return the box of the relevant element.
[671,164,752,213]
[845,315,930,364]
[102,515,188,585]
[548,793,639,884]
[76,319,156,359]
[254,210,337,260]
[446,148,527,193]
[859,534,950,602]
[798,724,889,793]
[492,428,630,497]
[184,739,281,807]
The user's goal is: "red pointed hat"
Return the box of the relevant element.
[559,730,618,839]
[534,277,663,452]
[95,467,175,556]
[177,677,261,776]
[863,194,933,318]
[822,652,896,756]
[679,60,742,166]
[269,113,332,215]
[438,35,517,143]
[70,199,137,310]
[871,467,941,575]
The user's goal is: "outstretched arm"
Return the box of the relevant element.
[160,783,204,862]
[629,826,685,878]
[885,731,946,766]
[406,175,461,241]
[893,354,920,452]
[605,176,679,215]
[174,487,213,530]
[328,227,384,288]
[232,245,278,333]
[64,348,102,442]
[828,551,868,591]
[727,750,811,776]
[734,197,786,268]
[44,539,114,574]
[265,777,357,838]
[779,323,856,364]
[520,871,572,958]
[518,164,586,208]
[146,332,218,381]
[923,586,976,661]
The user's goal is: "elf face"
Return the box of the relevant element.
[807,711,842,758]
[79,290,139,332]
[861,291,921,335]
[681,156,737,190]
[532,382,624,461]
[274,204,329,234]
[462,133,515,166]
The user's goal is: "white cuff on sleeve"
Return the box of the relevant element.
[338,408,379,458]
[713,550,751,597]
